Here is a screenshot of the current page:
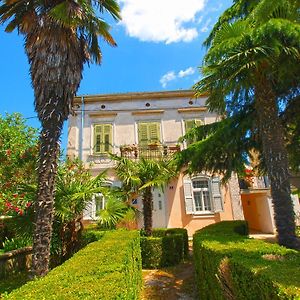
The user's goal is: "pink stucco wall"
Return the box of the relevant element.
[166,174,234,236]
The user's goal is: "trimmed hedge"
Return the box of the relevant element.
[193,221,300,300]
[152,228,189,258]
[5,230,142,300]
[140,228,188,268]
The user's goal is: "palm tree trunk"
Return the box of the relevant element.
[32,121,62,276]
[26,17,84,276]
[143,187,153,236]
[255,76,299,250]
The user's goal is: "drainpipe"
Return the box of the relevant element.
[79,96,84,160]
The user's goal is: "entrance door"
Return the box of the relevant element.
[152,188,166,228]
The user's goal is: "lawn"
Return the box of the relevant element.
[0,274,30,297]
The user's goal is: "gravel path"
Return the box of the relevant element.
[142,255,197,300]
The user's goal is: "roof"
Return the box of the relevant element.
[74,90,207,103]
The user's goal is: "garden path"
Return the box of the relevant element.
[142,245,197,300]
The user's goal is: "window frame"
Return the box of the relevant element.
[93,123,113,155]
[137,121,162,146]
[191,177,213,214]
[183,175,224,216]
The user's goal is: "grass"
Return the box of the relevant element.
[0,274,30,297]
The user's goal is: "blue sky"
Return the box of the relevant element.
[0,0,232,149]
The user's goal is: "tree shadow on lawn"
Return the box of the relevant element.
[0,273,30,297]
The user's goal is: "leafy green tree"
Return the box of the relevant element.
[0,0,121,276]
[178,0,300,249]
[0,113,38,217]
[114,157,177,236]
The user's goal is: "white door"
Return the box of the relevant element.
[152,188,166,228]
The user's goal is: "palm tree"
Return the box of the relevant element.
[114,157,177,236]
[15,158,108,263]
[0,0,121,276]
[192,0,300,249]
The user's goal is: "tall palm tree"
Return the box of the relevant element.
[193,0,300,249]
[114,156,177,236]
[0,0,121,276]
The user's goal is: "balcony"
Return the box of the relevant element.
[120,144,180,160]
[239,176,270,191]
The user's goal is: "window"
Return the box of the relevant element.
[93,124,112,154]
[184,119,202,146]
[138,122,161,146]
[95,193,105,212]
[183,176,223,215]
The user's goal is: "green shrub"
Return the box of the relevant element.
[140,228,188,268]
[0,218,16,248]
[164,228,189,258]
[5,230,142,300]
[2,237,32,253]
[140,237,163,269]
[193,221,300,300]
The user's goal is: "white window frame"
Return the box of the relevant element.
[183,175,224,216]
[191,177,213,214]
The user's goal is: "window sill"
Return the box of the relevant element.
[191,212,215,218]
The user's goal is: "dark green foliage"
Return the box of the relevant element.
[193,221,300,299]
[163,228,189,258]
[2,237,31,253]
[140,237,163,269]
[140,228,188,268]
[0,218,15,248]
[4,230,142,300]
[79,229,106,247]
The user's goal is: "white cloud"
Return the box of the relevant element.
[160,67,197,88]
[178,67,195,78]
[200,18,212,33]
[160,71,176,88]
[119,0,206,44]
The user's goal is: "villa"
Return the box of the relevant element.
[67,89,299,235]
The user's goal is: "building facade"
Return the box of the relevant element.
[67,90,244,236]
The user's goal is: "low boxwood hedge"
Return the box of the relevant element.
[193,221,300,300]
[140,228,188,268]
[5,230,142,300]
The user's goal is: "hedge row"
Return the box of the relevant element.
[140,228,188,268]
[5,230,142,300]
[193,221,300,300]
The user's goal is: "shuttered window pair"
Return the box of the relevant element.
[93,124,113,154]
[138,122,161,146]
[184,119,202,146]
[183,176,224,214]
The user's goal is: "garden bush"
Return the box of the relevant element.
[140,228,188,268]
[193,221,300,300]
[5,230,142,300]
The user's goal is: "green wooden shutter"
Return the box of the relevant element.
[103,124,112,153]
[138,123,149,146]
[211,177,224,213]
[185,119,202,146]
[94,124,112,154]
[94,125,102,154]
[184,120,195,133]
[183,177,194,214]
[148,122,160,144]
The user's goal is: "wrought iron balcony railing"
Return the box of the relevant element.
[120,144,180,160]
